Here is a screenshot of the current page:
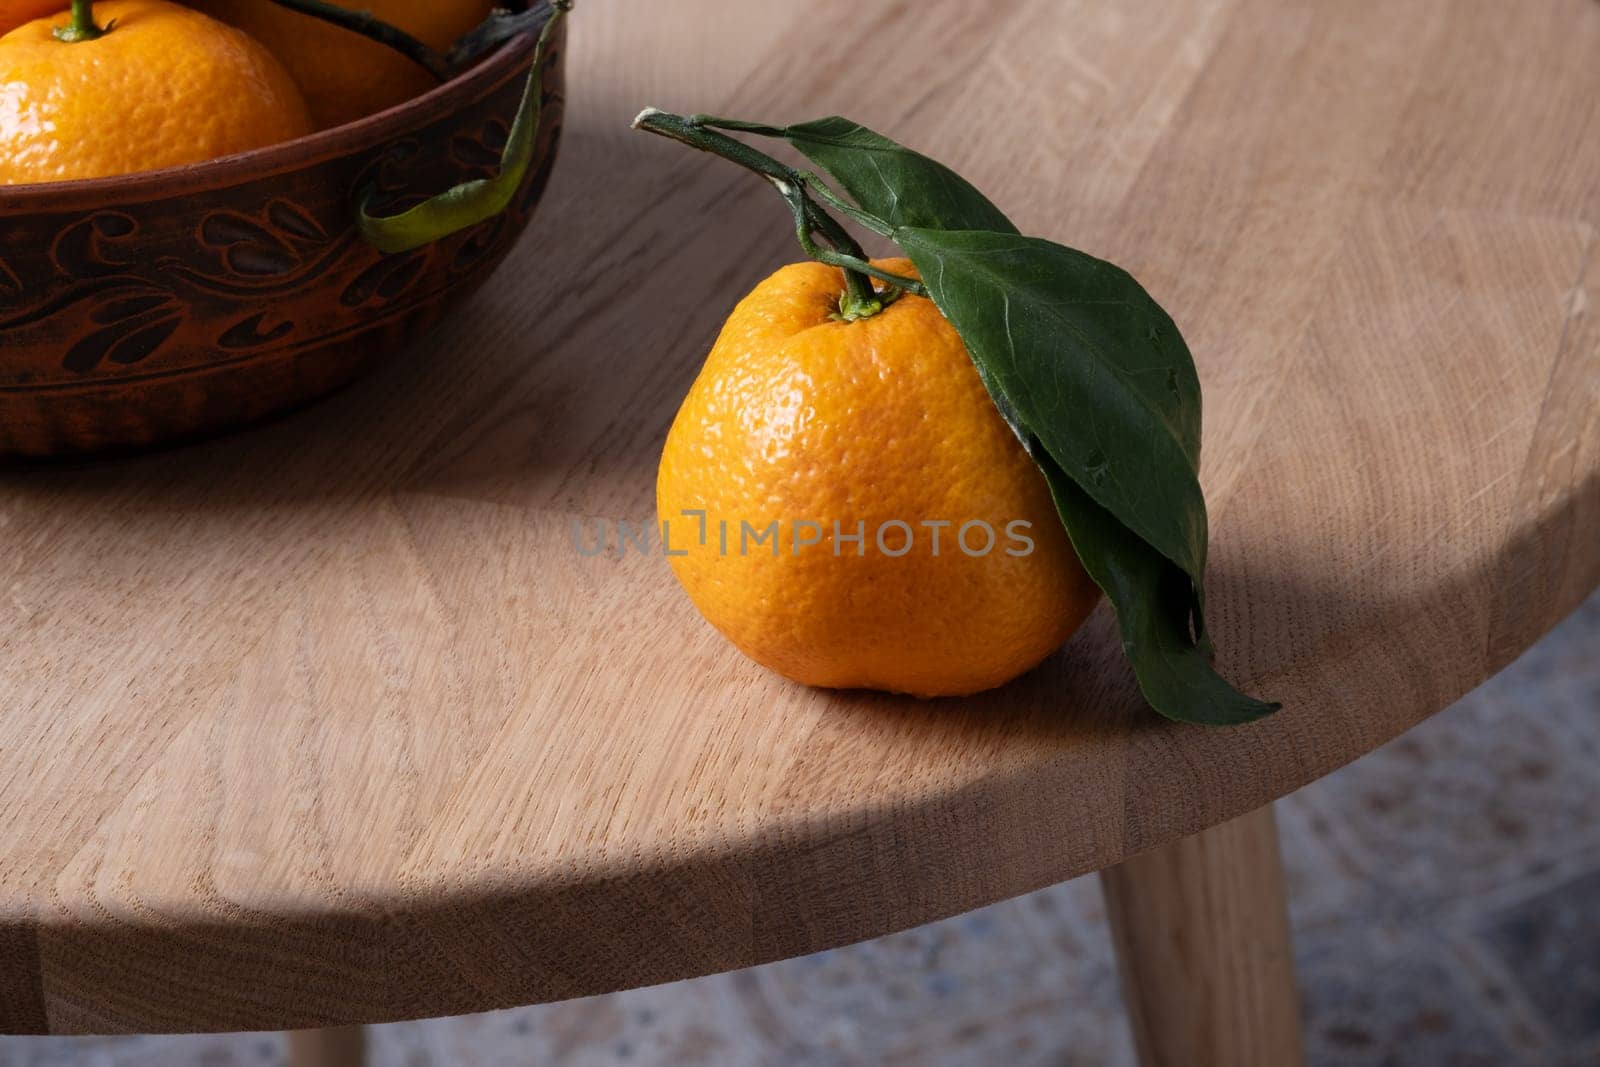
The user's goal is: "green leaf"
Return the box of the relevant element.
[1039,455,1278,725]
[773,117,1020,236]
[898,227,1207,584]
[901,228,1275,724]
[357,3,564,254]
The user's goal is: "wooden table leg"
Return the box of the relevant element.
[1100,804,1305,1067]
[287,1026,367,1066]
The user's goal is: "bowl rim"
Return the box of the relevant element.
[0,10,553,214]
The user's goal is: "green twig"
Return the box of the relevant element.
[800,174,898,239]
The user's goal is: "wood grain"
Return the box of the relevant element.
[1102,805,1304,1067]
[0,0,1596,1034]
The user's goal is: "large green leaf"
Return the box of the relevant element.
[1038,455,1277,724]
[897,227,1207,584]
[899,229,1274,724]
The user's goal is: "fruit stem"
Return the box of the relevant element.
[631,109,926,319]
[53,0,107,42]
[262,0,452,81]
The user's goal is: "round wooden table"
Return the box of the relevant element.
[3,2,1597,1064]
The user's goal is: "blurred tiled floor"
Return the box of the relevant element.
[5,593,1596,1067]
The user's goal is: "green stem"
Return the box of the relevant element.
[631,109,926,319]
[686,117,901,239]
[53,0,106,42]
[688,116,912,247]
[262,0,451,80]
[801,175,897,239]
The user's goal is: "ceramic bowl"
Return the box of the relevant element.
[0,8,564,458]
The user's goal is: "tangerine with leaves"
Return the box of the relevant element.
[637,110,1278,723]
[0,0,312,184]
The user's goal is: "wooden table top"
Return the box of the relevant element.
[3,0,1597,1037]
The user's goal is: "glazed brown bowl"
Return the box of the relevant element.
[0,7,564,459]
